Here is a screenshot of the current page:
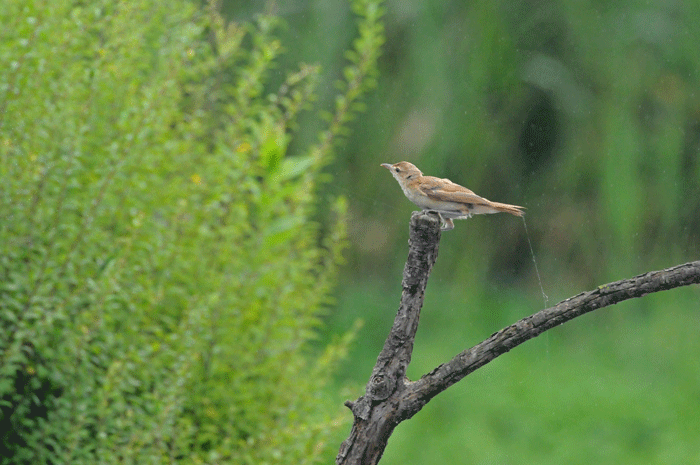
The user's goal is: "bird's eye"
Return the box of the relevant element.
[395,167,400,172]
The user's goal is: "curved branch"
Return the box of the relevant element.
[404,260,700,410]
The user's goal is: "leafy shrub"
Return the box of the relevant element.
[0,0,383,463]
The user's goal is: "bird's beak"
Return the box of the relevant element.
[380,163,392,170]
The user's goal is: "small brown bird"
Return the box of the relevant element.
[381,161,524,230]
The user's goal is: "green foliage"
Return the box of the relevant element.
[326,0,700,290]
[0,0,383,463]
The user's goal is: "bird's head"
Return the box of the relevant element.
[380,161,422,185]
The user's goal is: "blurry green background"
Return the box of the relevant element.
[258,0,700,463]
[2,0,700,463]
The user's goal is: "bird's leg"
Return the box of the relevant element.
[441,217,454,231]
[431,211,454,230]
[423,210,453,230]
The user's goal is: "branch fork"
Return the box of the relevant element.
[337,212,700,465]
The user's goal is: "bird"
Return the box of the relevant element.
[381,161,524,230]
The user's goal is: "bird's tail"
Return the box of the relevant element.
[490,201,525,217]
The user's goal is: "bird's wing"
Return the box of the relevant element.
[419,176,489,205]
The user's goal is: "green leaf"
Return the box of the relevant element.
[276,155,316,181]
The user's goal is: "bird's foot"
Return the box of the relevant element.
[420,210,453,230]
[426,211,454,230]
[440,217,454,231]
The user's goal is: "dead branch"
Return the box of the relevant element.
[337,211,700,465]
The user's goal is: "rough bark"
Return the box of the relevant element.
[336,212,700,465]
[336,211,441,464]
